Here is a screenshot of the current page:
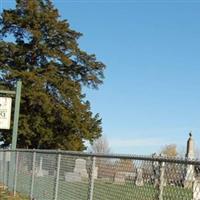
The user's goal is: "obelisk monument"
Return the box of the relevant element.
[184,132,195,188]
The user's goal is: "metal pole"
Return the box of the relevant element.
[88,156,96,200]
[11,81,22,150]
[8,81,22,194]
[54,151,61,200]
[30,151,36,199]
[13,152,19,196]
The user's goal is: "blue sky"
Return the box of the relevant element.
[1,0,200,155]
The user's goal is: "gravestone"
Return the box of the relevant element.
[114,172,125,185]
[64,172,82,182]
[74,158,88,179]
[35,157,49,177]
[135,168,144,186]
[184,133,195,188]
[64,158,90,182]
[193,180,200,200]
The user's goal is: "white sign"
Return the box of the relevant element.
[0,97,12,129]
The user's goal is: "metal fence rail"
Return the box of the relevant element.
[0,149,200,200]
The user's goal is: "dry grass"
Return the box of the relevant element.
[0,185,28,200]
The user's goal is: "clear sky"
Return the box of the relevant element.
[1,0,200,155]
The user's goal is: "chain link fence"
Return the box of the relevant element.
[0,149,200,200]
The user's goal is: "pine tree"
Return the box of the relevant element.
[0,0,105,150]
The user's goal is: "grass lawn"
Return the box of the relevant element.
[0,186,28,200]
[14,174,193,200]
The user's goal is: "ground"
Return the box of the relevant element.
[0,186,28,200]
[14,174,193,200]
[1,175,193,200]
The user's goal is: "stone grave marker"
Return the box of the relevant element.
[35,157,49,177]
[193,180,200,200]
[64,172,82,182]
[114,172,125,185]
[74,158,88,179]
[135,168,144,186]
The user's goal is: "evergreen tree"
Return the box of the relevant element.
[0,0,105,150]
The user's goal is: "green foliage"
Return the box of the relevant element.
[0,0,105,150]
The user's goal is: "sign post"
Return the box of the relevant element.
[11,81,22,150]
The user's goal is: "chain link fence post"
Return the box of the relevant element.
[30,150,36,199]
[6,151,9,188]
[3,151,6,189]
[54,150,61,200]
[158,161,165,200]
[0,151,3,182]
[13,151,19,196]
[88,156,96,200]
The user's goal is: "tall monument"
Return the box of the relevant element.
[184,132,195,188]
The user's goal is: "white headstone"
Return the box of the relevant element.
[114,172,125,185]
[64,172,82,182]
[135,168,144,186]
[74,159,88,178]
[193,180,200,200]
[35,157,49,177]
